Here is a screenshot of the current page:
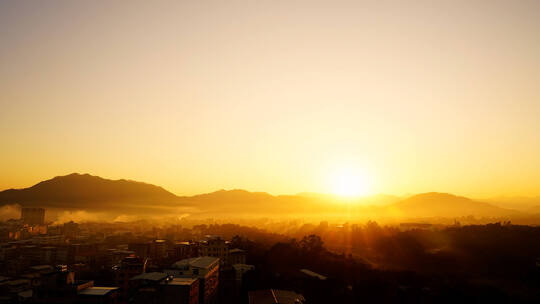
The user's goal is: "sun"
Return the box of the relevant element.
[330,168,372,197]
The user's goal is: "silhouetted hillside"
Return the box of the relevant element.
[0,173,181,208]
[0,174,528,220]
[387,192,519,217]
[179,191,400,214]
[178,190,327,214]
[482,196,540,212]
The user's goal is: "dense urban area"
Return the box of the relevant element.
[1,207,540,303]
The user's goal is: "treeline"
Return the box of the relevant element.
[219,222,540,303]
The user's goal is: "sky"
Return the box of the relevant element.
[1,0,539,198]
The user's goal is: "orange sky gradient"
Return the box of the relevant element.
[1,1,539,198]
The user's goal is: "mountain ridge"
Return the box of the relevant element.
[0,173,524,218]
[390,192,519,218]
[0,173,180,208]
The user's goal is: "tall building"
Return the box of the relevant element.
[149,240,167,260]
[198,236,228,266]
[161,277,199,304]
[129,272,199,304]
[63,221,79,238]
[170,242,198,261]
[115,256,147,303]
[21,208,45,225]
[228,248,246,265]
[128,243,150,259]
[166,256,220,304]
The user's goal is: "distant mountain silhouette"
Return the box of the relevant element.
[0,174,525,219]
[0,173,181,209]
[166,190,519,218]
[177,189,326,214]
[481,196,540,212]
[387,192,518,218]
[528,205,540,215]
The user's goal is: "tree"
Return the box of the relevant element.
[300,234,324,254]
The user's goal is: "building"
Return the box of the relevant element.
[27,266,118,304]
[100,250,135,270]
[78,286,119,304]
[149,240,167,260]
[20,245,41,264]
[128,243,150,259]
[21,208,45,226]
[170,242,198,261]
[114,256,147,303]
[166,256,219,304]
[198,236,228,266]
[31,235,64,246]
[198,236,244,266]
[228,248,246,265]
[161,278,199,304]
[30,266,87,302]
[233,264,255,286]
[129,272,170,304]
[218,263,255,302]
[63,221,79,238]
[130,272,169,284]
[55,246,70,264]
[0,279,31,303]
[129,272,199,304]
[299,269,327,281]
[71,243,99,265]
[248,289,305,304]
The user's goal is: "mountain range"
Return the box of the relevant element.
[0,173,529,220]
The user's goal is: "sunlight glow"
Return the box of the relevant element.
[330,168,372,197]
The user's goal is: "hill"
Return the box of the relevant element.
[0,173,181,209]
[0,174,526,220]
[177,189,341,215]
[387,192,519,218]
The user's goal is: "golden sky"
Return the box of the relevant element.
[1,1,539,197]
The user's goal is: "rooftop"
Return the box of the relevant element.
[233,264,255,271]
[78,287,119,296]
[130,272,169,282]
[248,289,305,304]
[121,256,146,265]
[229,248,245,254]
[300,269,327,280]
[30,265,54,271]
[18,290,32,299]
[162,277,198,286]
[172,256,219,270]
[6,279,30,286]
